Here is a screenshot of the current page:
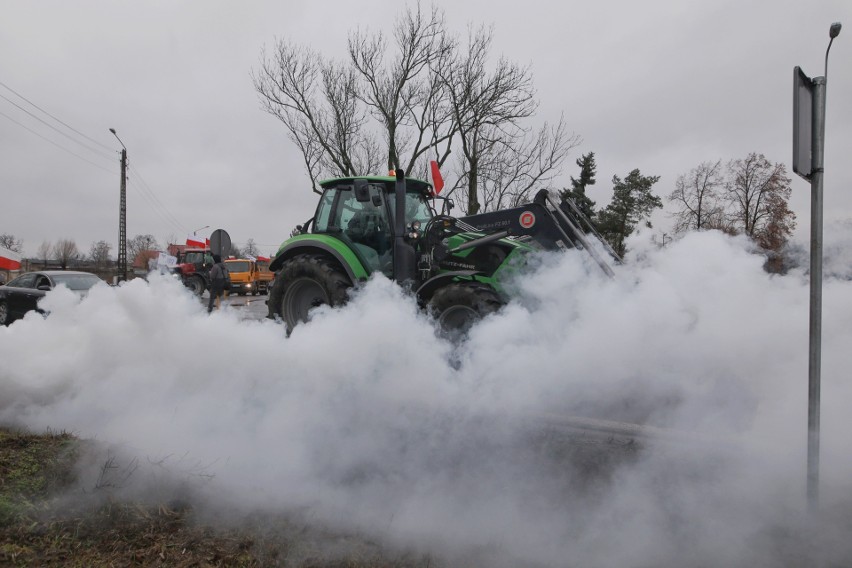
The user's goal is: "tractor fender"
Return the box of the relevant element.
[415,270,481,303]
[269,239,369,283]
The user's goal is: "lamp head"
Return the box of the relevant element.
[109,128,117,134]
[830,22,842,39]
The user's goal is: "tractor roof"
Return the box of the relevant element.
[319,175,432,193]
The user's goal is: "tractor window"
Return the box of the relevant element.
[388,191,434,227]
[340,186,392,273]
[315,184,392,274]
[313,190,336,233]
[184,252,206,264]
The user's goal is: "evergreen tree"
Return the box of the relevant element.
[597,169,662,257]
[560,152,597,220]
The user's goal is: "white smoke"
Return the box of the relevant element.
[2,227,852,566]
[785,219,852,280]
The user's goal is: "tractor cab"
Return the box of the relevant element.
[312,176,434,276]
[175,248,213,276]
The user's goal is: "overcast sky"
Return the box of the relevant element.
[2,0,850,258]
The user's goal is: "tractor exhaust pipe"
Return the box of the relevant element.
[393,169,417,287]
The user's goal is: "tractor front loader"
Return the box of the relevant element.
[267,170,619,333]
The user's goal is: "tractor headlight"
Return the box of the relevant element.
[407,220,422,240]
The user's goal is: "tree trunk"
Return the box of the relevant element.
[467,161,480,215]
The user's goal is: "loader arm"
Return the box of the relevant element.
[458,190,620,277]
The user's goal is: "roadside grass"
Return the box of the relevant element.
[0,427,77,528]
[0,427,433,567]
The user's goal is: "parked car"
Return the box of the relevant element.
[0,270,103,325]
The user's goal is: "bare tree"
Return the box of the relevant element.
[254,41,382,191]
[254,6,454,189]
[754,176,797,252]
[668,160,725,234]
[474,116,578,213]
[724,153,794,244]
[242,238,260,258]
[253,5,574,213]
[0,233,23,253]
[442,25,578,214]
[37,241,51,268]
[348,3,455,174]
[53,239,79,270]
[127,234,160,266]
[89,240,112,268]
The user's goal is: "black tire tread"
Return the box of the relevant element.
[267,254,352,330]
[429,282,503,324]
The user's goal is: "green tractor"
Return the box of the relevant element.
[267,170,617,332]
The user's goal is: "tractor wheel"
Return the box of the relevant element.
[429,282,504,335]
[187,276,206,296]
[0,301,11,326]
[268,255,351,332]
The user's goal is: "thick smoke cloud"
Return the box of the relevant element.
[2,228,852,566]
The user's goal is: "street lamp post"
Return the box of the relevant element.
[793,22,841,512]
[193,225,210,236]
[109,128,128,283]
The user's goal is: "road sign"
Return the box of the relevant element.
[793,66,814,180]
[209,229,231,258]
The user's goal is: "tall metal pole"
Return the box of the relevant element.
[110,128,128,283]
[118,147,128,282]
[807,75,825,510]
[806,22,841,512]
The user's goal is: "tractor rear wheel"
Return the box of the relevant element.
[429,282,504,335]
[187,276,206,296]
[268,255,351,332]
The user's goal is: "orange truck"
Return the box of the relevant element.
[223,258,272,296]
[255,259,274,293]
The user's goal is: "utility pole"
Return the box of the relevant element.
[110,128,128,282]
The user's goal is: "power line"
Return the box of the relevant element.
[0,91,115,163]
[127,164,188,233]
[127,176,187,235]
[0,81,253,252]
[0,80,190,238]
[0,79,115,153]
[3,105,187,243]
[0,109,117,175]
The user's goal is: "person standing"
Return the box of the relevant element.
[207,254,230,313]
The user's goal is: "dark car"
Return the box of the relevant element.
[0,270,103,325]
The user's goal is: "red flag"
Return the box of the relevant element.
[0,247,22,271]
[430,160,444,194]
[186,235,206,248]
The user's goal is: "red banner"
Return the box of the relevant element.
[186,235,207,248]
[430,160,444,194]
[0,246,21,271]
